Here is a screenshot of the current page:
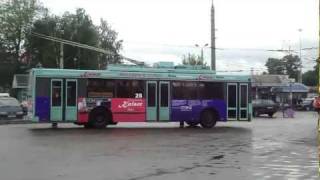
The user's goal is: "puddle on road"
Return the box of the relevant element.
[210,155,224,160]
[252,141,318,179]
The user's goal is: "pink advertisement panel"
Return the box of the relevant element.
[111,98,146,122]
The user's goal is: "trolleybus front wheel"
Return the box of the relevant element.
[91,113,107,129]
[200,110,217,128]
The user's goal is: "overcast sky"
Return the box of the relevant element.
[41,0,318,74]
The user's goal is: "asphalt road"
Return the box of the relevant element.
[0,112,318,180]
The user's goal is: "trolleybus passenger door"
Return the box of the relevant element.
[159,81,170,121]
[239,83,249,121]
[65,79,78,121]
[50,79,63,121]
[146,81,157,121]
[227,83,238,120]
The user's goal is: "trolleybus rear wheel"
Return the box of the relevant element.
[200,110,217,128]
[84,123,93,129]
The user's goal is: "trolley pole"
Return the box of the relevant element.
[60,43,64,69]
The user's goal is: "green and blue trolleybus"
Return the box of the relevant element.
[29,62,252,128]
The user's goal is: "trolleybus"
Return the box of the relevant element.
[29,62,252,128]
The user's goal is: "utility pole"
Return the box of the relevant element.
[211,0,216,71]
[318,0,320,94]
[317,0,320,129]
[59,43,64,69]
[298,28,303,83]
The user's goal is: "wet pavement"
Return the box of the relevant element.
[0,111,318,180]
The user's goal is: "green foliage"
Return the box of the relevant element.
[98,19,122,67]
[0,0,43,91]
[26,8,123,70]
[265,58,285,74]
[302,64,319,86]
[0,0,43,57]
[265,54,301,81]
[0,44,16,91]
[182,53,206,66]
[25,12,61,68]
[0,1,123,92]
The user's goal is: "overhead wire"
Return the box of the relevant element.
[31,32,318,73]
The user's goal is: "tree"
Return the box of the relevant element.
[26,8,123,70]
[0,0,43,91]
[98,18,122,68]
[0,0,43,59]
[265,58,285,74]
[283,55,301,81]
[0,43,16,91]
[302,64,318,86]
[26,12,62,68]
[265,54,301,81]
[182,53,206,66]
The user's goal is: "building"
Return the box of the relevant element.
[12,74,29,102]
[271,83,309,105]
[251,75,291,100]
[251,75,308,105]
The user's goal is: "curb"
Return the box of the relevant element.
[0,119,33,125]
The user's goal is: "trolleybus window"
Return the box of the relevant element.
[116,80,144,98]
[160,83,168,107]
[228,85,237,107]
[87,79,114,98]
[241,85,248,107]
[67,81,77,106]
[198,82,224,99]
[172,82,197,99]
[52,81,62,106]
[148,83,156,106]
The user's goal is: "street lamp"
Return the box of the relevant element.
[298,28,303,83]
[195,43,208,65]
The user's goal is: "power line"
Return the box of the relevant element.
[123,41,318,52]
[31,32,145,66]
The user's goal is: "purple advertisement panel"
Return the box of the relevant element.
[35,96,50,122]
[171,99,227,122]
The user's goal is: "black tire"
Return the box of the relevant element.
[200,110,217,129]
[109,121,118,125]
[84,123,93,129]
[186,121,199,127]
[268,113,274,118]
[91,113,107,129]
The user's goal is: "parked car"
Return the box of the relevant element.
[0,97,24,119]
[252,99,279,117]
[0,93,10,98]
[296,98,314,111]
